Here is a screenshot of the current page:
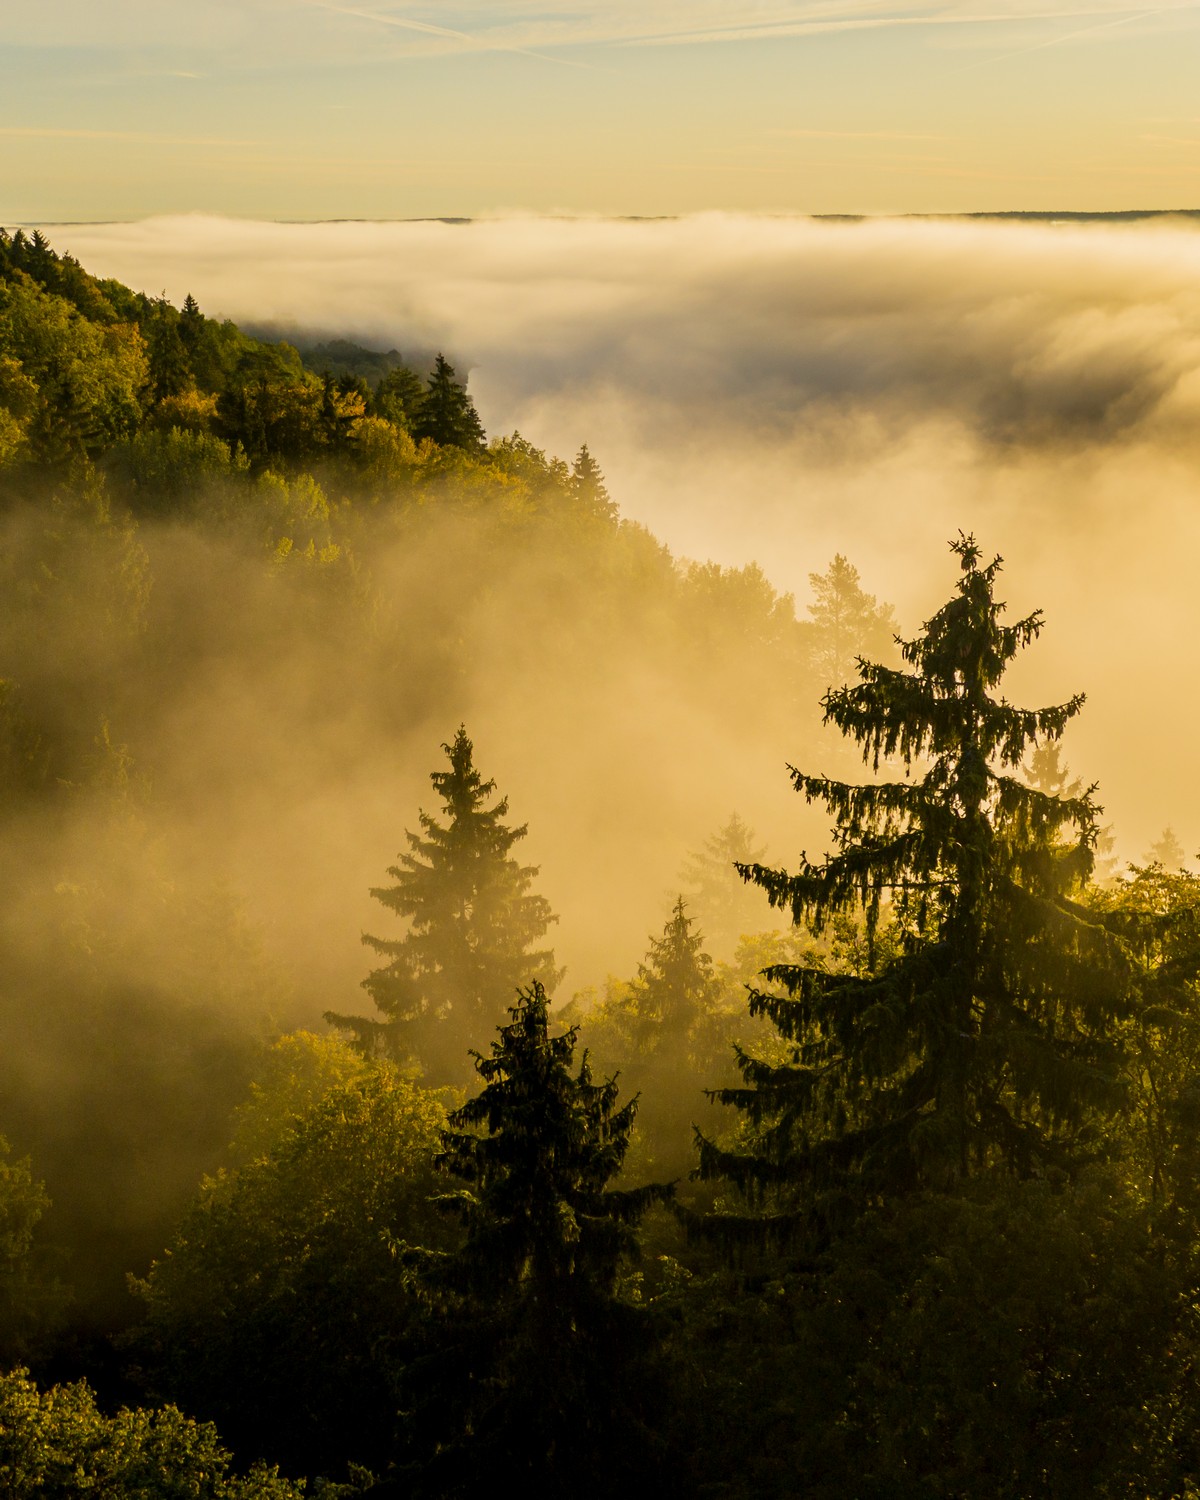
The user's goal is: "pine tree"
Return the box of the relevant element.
[1027,740,1120,885]
[411,354,485,451]
[628,897,719,1054]
[1025,740,1079,799]
[806,553,898,688]
[145,300,191,403]
[372,364,427,432]
[700,536,1130,1223]
[1146,827,1187,872]
[319,370,362,451]
[327,728,558,1079]
[177,295,203,354]
[624,898,721,1178]
[679,813,771,954]
[570,443,617,521]
[406,981,672,1497]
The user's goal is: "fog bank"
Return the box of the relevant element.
[57,211,1200,859]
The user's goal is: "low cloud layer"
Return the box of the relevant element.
[57,211,1200,861]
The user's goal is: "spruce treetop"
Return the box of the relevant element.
[438,980,671,1297]
[404,982,672,1492]
[630,896,718,1047]
[702,535,1130,1211]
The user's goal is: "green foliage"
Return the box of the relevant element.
[371,364,427,432]
[118,425,250,511]
[131,1047,449,1476]
[0,1367,308,1499]
[331,727,559,1080]
[570,443,616,521]
[569,901,721,1179]
[439,981,666,1296]
[0,1136,63,1363]
[0,278,147,465]
[626,897,719,1050]
[701,536,1131,1226]
[0,356,37,469]
[300,338,405,387]
[663,1171,1181,1500]
[410,355,485,452]
[406,982,673,1496]
[215,369,323,470]
[224,1029,372,1163]
[12,234,1191,1499]
[1092,862,1200,1208]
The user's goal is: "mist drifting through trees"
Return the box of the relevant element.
[5,220,1200,1496]
[57,212,1200,866]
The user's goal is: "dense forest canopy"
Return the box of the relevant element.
[3,229,1200,1498]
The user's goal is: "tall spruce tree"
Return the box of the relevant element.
[700,536,1129,1220]
[327,728,558,1079]
[403,981,672,1497]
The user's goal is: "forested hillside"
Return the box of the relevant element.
[3,229,1200,1498]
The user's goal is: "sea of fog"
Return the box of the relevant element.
[55,211,1200,868]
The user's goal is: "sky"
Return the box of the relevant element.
[3,0,1200,218]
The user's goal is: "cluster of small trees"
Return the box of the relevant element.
[0,229,490,475]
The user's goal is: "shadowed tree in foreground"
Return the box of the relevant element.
[397,982,674,1498]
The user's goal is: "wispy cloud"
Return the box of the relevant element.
[308,1,606,68]
[0,125,262,146]
[613,3,1190,48]
[951,3,1184,70]
[4,0,1192,63]
[431,1,1200,53]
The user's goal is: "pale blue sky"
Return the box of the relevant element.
[3,1,1199,216]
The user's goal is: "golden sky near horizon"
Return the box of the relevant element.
[3,1,1200,218]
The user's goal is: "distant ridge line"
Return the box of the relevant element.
[15,209,1200,229]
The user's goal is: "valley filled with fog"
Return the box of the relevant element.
[62,211,1200,866]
